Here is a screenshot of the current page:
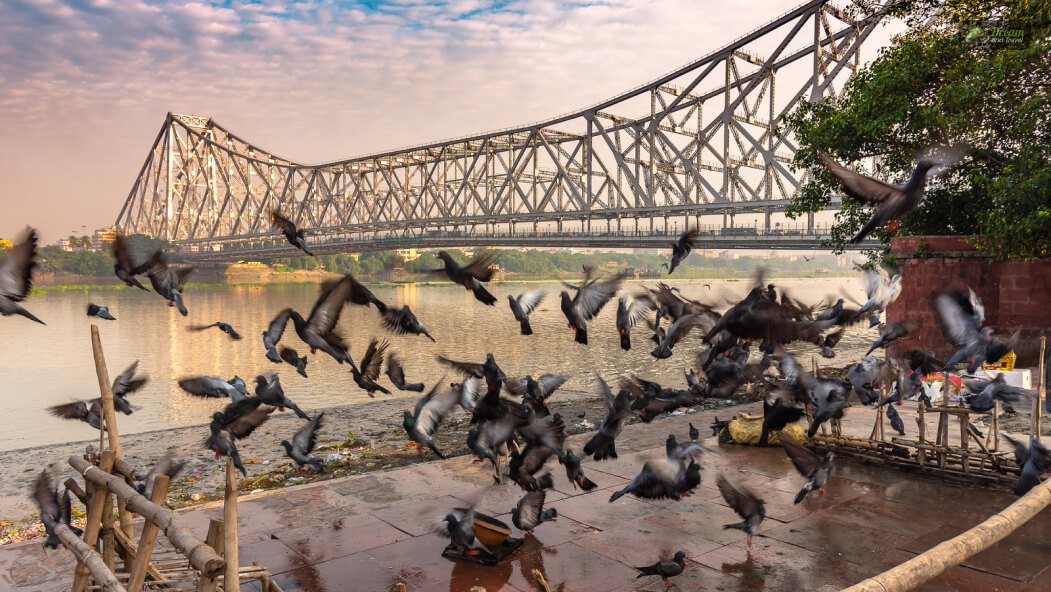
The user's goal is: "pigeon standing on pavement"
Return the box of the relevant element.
[635,551,686,586]
[0,227,44,324]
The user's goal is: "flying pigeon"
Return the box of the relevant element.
[663,227,699,274]
[111,234,149,290]
[205,397,275,477]
[382,305,435,342]
[253,374,309,419]
[817,150,941,243]
[49,361,146,427]
[386,351,423,391]
[190,322,242,340]
[270,210,313,255]
[143,250,194,316]
[435,506,489,556]
[437,353,506,393]
[717,474,766,548]
[282,412,325,472]
[933,288,1004,373]
[780,435,834,503]
[560,267,624,344]
[512,490,558,532]
[135,451,186,499]
[345,274,387,312]
[866,320,922,355]
[609,436,703,502]
[178,375,248,401]
[0,227,44,324]
[1004,435,1050,496]
[506,374,568,418]
[432,251,499,305]
[583,376,633,461]
[287,278,360,369]
[617,297,656,350]
[403,377,458,458]
[279,346,309,378]
[263,309,291,363]
[87,303,116,320]
[31,471,82,549]
[962,374,1037,413]
[559,448,597,491]
[351,338,391,397]
[508,290,545,335]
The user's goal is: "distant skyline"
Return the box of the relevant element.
[0,0,902,243]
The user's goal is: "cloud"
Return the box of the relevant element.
[0,0,899,241]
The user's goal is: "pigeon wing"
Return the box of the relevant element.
[780,435,820,478]
[360,339,388,382]
[574,274,624,320]
[178,376,226,397]
[306,276,352,334]
[435,355,485,378]
[817,151,902,206]
[269,211,297,235]
[933,290,978,348]
[0,228,38,301]
[461,253,498,282]
[515,290,546,314]
[265,309,292,344]
[292,412,324,456]
[717,475,762,520]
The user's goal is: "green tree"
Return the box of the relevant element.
[784,0,1051,260]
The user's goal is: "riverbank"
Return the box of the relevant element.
[0,387,756,543]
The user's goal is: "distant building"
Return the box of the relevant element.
[395,248,419,261]
[91,226,118,251]
[0,239,12,250]
[633,248,660,256]
[346,253,360,261]
[58,238,75,251]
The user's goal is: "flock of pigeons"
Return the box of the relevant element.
[7,149,1047,583]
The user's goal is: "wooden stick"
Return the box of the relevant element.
[57,523,127,592]
[917,402,927,467]
[89,326,135,548]
[532,569,552,592]
[1034,337,1046,443]
[73,450,116,592]
[127,474,170,592]
[844,477,1051,592]
[205,518,225,558]
[113,528,167,585]
[68,455,225,579]
[224,458,240,592]
[101,481,116,570]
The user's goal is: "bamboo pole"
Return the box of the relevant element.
[224,457,240,592]
[127,475,170,592]
[68,455,225,579]
[844,477,1051,592]
[56,523,127,592]
[90,326,135,549]
[73,450,116,592]
[1034,337,1046,443]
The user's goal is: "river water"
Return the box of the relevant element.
[1,276,878,451]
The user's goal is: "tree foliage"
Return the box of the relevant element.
[785,0,1051,260]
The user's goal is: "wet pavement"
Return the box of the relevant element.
[3,402,1049,592]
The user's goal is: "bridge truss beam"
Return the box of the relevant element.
[115,0,890,252]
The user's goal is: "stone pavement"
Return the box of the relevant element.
[3,402,1051,592]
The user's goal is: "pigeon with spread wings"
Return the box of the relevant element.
[270,210,314,256]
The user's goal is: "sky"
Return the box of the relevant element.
[0,0,903,243]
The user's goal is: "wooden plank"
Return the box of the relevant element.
[73,450,116,592]
[127,474,171,591]
[56,523,127,592]
[224,458,240,592]
[205,518,225,558]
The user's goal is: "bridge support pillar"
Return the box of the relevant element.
[807,212,815,233]
[764,211,771,233]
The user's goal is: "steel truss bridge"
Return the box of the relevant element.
[116,0,891,262]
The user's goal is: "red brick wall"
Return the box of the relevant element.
[886,236,1051,360]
